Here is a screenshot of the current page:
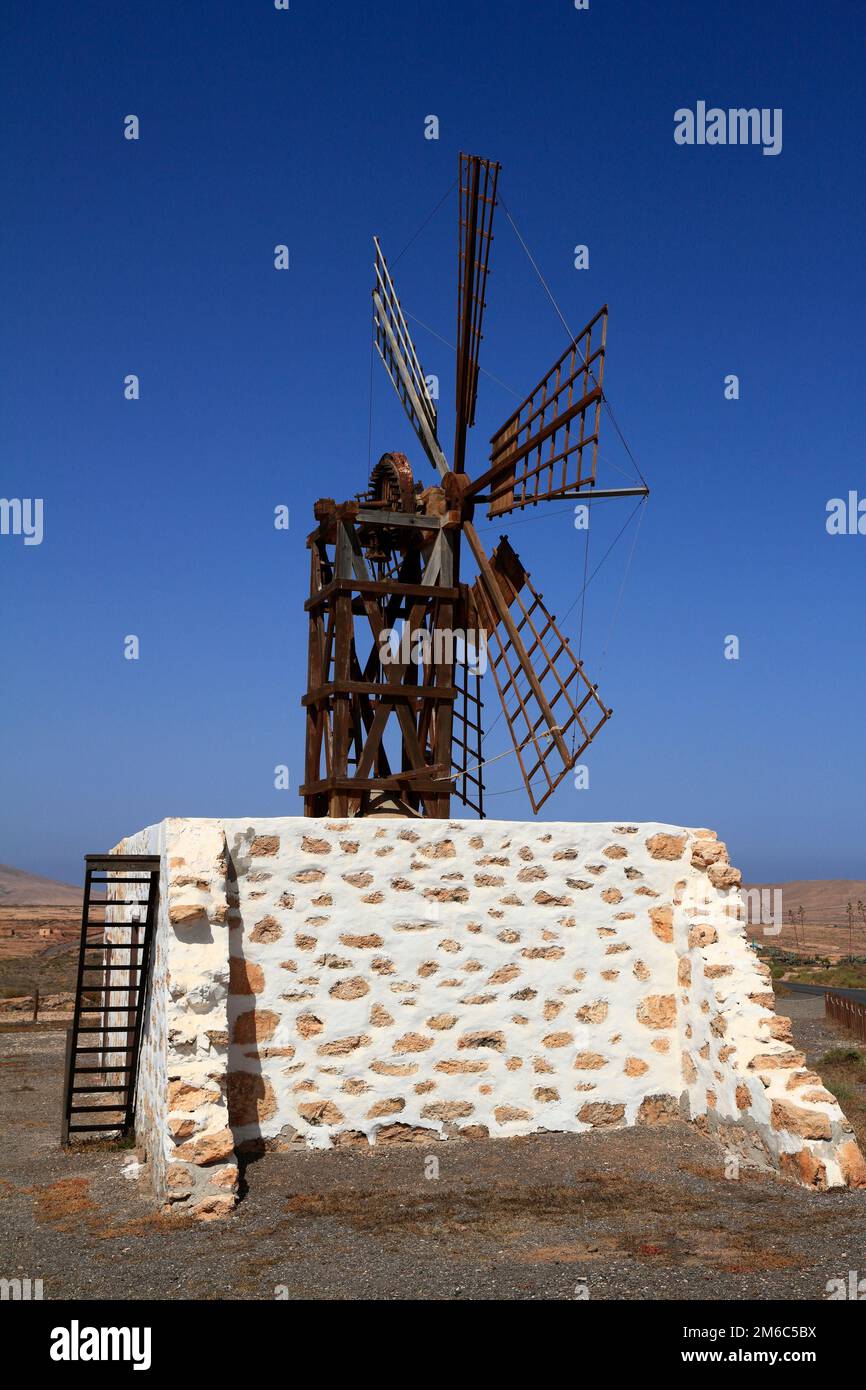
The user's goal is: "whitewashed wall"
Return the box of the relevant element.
[111,817,866,1217]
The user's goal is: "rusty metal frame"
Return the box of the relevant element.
[468,535,610,813]
[454,154,500,473]
[373,239,449,479]
[474,306,608,516]
[302,506,457,817]
[303,153,645,821]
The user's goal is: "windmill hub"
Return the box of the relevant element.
[302,154,648,821]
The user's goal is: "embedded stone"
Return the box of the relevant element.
[707,862,742,888]
[251,915,282,944]
[188,1194,237,1221]
[227,1072,277,1127]
[574,1052,608,1070]
[636,1094,678,1125]
[298,1100,344,1126]
[230,958,265,995]
[650,907,673,942]
[578,1102,625,1128]
[533,891,573,908]
[421,1101,474,1121]
[170,903,207,926]
[366,1098,405,1118]
[780,1149,828,1189]
[329,976,369,1001]
[174,1123,234,1167]
[635,994,675,1030]
[419,839,456,859]
[250,836,280,857]
[688,925,718,949]
[575,1002,608,1025]
[517,865,547,882]
[317,1034,370,1056]
[770,1100,832,1140]
[296,1013,323,1038]
[167,1081,220,1112]
[374,1124,431,1144]
[301,836,331,855]
[458,1029,506,1051]
[343,871,373,888]
[645,833,687,860]
[838,1140,866,1188]
[232,1009,279,1045]
[393,1032,433,1053]
[489,964,520,985]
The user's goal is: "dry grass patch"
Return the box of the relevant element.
[814,1047,866,1150]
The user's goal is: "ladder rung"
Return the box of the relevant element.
[66,1123,124,1133]
[85,899,151,907]
[78,1005,139,1013]
[72,1065,134,1074]
[82,942,146,950]
[82,965,143,973]
[77,984,141,993]
[83,922,147,931]
[90,876,157,884]
[69,1104,127,1114]
[72,1084,129,1094]
[75,1027,138,1035]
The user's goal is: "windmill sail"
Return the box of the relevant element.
[454,154,500,472]
[465,529,610,814]
[449,641,484,815]
[475,306,608,516]
[372,238,449,479]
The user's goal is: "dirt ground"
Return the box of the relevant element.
[1,996,864,1302]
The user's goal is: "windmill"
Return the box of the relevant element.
[302,153,648,820]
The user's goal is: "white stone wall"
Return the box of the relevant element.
[109,823,167,1185]
[112,817,866,1217]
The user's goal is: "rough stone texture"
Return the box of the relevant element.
[113,817,864,1219]
[111,819,239,1217]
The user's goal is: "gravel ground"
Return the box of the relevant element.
[1,1016,864,1302]
[777,990,854,1067]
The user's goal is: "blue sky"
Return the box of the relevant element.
[1,0,863,886]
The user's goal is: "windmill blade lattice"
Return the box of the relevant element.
[454,154,500,473]
[478,305,608,517]
[372,238,449,478]
[304,151,646,821]
[467,535,611,814]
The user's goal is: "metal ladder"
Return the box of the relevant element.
[61,855,160,1143]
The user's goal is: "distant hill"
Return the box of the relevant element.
[745,880,866,924]
[0,864,80,906]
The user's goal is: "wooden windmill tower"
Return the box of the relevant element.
[302,154,648,820]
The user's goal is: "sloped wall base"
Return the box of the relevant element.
[113,817,866,1218]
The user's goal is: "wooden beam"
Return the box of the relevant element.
[463,520,570,765]
[305,578,459,611]
[303,680,458,705]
